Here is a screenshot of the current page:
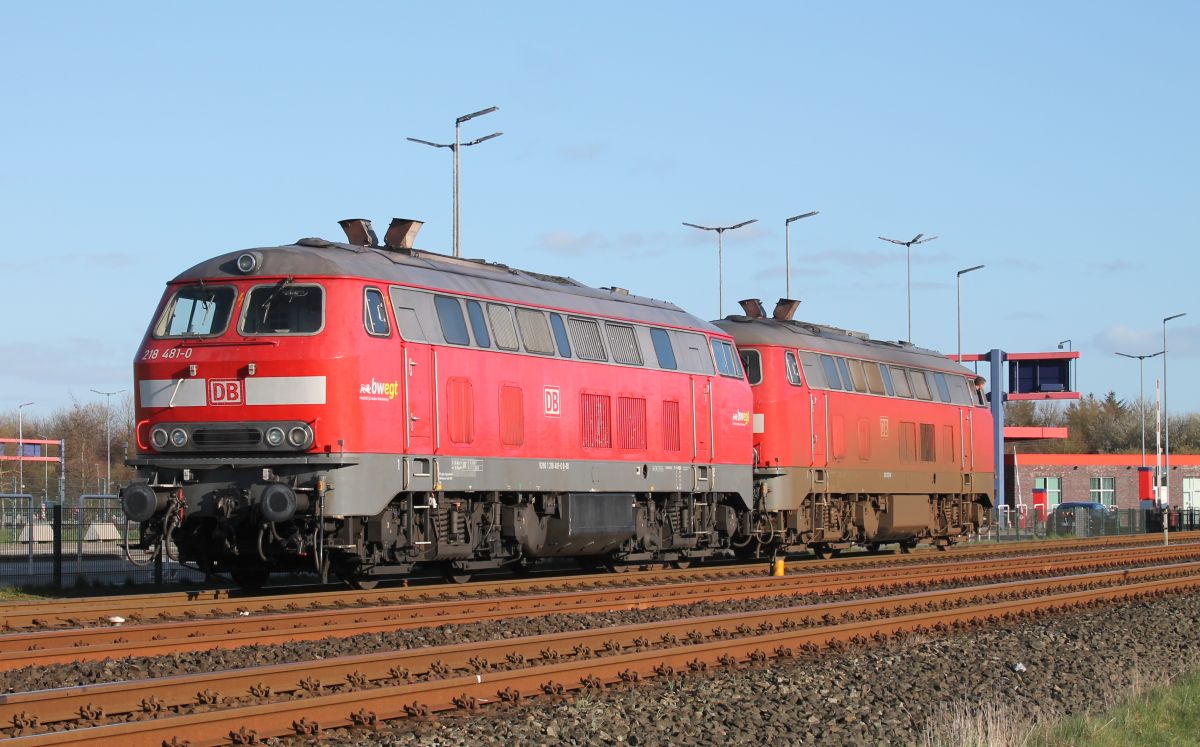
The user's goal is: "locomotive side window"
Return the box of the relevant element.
[910,368,933,400]
[240,282,324,335]
[835,358,853,391]
[516,308,555,355]
[798,351,825,388]
[650,328,677,370]
[818,355,843,390]
[677,332,715,374]
[549,313,572,357]
[933,372,952,403]
[847,359,869,393]
[879,365,896,396]
[711,339,742,378]
[466,300,491,348]
[785,351,802,386]
[947,376,971,405]
[568,317,607,361]
[740,349,762,385]
[889,366,913,398]
[434,296,470,345]
[363,288,390,337]
[864,362,887,395]
[155,285,236,338]
[607,323,644,365]
[487,304,520,350]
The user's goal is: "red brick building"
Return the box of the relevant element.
[1004,453,1200,512]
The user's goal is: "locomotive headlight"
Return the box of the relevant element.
[169,428,188,448]
[287,425,313,448]
[265,427,285,447]
[235,252,260,274]
[151,427,169,449]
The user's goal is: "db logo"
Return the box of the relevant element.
[543,386,561,417]
[209,379,244,406]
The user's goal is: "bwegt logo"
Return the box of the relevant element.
[360,378,399,400]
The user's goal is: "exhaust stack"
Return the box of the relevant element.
[338,218,378,247]
[384,218,424,251]
[738,299,766,318]
[772,298,801,321]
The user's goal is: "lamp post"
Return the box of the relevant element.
[878,233,938,342]
[1058,339,1074,392]
[784,211,818,299]
[17,402,33,493]
[407,106,502,258]
[956,264,985,362]
[1115,351,1164,467]
[1163,313,1187,517]
[91,388,126,495]
[683,219,758,318]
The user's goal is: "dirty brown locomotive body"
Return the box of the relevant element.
[717,303,994,557]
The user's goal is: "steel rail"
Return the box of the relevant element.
[7,569,1200,745]
[4,532,1194,631]
[1,545,1196,671]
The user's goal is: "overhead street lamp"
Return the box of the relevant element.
[683,219,759,318]
[955,264,985,362]
[878,233,938,342]
[17,402,33,493]
[407,106,502,258]
[1115,351,1163,468]
[92,388,126,495]
[1163,312,1187,516]
[1058,339,1074,391]
[784,211,818,299]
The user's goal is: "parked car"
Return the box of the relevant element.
[1050,501,1117,536]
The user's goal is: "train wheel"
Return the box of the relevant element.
[671,559,693,570]
[348,576,380,590]
[813,546,840,560]
[899,540,918,554]
[230,568,270,591]
[864,543,881,554]
[446,571,473,584]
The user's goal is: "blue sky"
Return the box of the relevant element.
[1,2,1198,417]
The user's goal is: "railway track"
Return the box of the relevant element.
[3,532,1194,632]
[1,543,1197,671]
[4,558,1198,745]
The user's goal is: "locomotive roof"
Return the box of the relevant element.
[172,238,722,333]
[714,315,975,375]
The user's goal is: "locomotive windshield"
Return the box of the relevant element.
[240,282,324,335]
[154,285,236,338]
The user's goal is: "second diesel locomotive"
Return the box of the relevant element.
[120,218,993,587]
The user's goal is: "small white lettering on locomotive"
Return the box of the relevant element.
[450,458,482,474]
[140,347,194,361]
[208,379,243,406]
[359,378,399,402]
[543,386,561,416]
[538,460,570,471]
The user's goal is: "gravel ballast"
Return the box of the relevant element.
[290,590,1200,746]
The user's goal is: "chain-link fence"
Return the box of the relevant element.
[987,506,1200,542]
[0,494,206,589]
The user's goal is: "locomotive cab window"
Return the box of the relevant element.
[785,351,802,386]
[798,351,825,388]
[434,296,470,345]
[240,282,324,335]
[712,339,742,378]
[363,288,390,337]
[740,349,763,385]
[155,284,236,338]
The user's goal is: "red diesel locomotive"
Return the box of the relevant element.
[717,300,993,557]
[121,219,754,587]
[120,218,993,587]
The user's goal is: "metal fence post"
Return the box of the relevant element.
[155,543,163,586]
[52,504,62,590]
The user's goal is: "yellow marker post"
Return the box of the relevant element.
[771,556,786,576]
